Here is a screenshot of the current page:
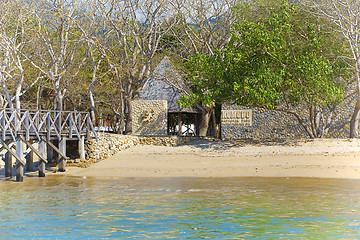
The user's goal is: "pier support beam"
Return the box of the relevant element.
[26,139,34,172]
[5,151,12,179]
[39,140,46,177]
[58,138,66,172]
[79,136,85,161]
[47,141,54,163]
[16,137,24,182]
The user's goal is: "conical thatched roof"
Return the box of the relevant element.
[138,56,201,114]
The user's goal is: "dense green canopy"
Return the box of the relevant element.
[180,0,349,137]
[181,1,346,108]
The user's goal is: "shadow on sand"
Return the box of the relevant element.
[182,138,305,151]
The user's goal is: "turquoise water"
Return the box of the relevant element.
[0,177,360,239]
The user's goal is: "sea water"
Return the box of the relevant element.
[0,176,359,239]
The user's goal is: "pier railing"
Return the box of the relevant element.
[0,108,98,181]
[0,108,97,141]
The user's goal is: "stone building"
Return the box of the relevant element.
[134,57,201,136]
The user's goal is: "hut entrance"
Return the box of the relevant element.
[168,113,201,136]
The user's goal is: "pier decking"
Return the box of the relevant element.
[0,108,96,181]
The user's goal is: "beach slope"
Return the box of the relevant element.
[66,138,360,179]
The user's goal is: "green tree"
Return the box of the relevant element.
[169,0,238,137]
[181,0,348,138]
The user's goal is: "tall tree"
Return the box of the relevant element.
[95,0,176,134]
[302,0,360,137]
[24,0,87,111]
[0,0,40,110]
[170,0,238,136]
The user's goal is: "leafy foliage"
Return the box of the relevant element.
[181,0,346,112]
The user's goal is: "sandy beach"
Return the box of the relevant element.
[64,138,360,179]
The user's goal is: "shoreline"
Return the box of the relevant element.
[64,153,360,179]
[1,138,360,180]
[63,138,360,180]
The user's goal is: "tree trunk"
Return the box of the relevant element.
[36,85,42,110]
[124,96,132,135]
[199,106,211,137]
[350,98,360,138]
[0,94,4,108]
[113,114,123,134]
[56,93,63,111]
[309,105,318,138]
[350,66,360,138]
[119,117,125,134]
[15,84,21,110]
[2,82,13,109]
[322,105,336,137]
[212,109,217,138]
[89,81,96,123]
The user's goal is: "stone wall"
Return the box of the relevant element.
[221,94,355,140]
[132,100,167,136]
[221,105,305,139]
[84,132,196,164]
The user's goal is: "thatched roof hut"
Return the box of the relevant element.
[137,56,201,114]
[137,56,201,135]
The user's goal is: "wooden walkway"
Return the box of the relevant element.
[0,108,97,181]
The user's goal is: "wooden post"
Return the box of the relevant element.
[25,111,30,141]
[79,136,86,161]
[57,111,62,136]
[177,113,182,136]
[5,151,12,178]
[26,139,34,172]
[86,115,90,140]
[47,140,54,163]
[58,137,66,172]
[39,139,46,177]
[16,137,24,182]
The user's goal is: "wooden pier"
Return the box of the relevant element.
[0,108,96,181]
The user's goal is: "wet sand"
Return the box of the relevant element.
[65,138,360,179]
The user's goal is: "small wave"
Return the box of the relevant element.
[187,189,202,192]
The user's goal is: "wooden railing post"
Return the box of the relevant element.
[13,111,18,133]
[69,113,73,139]
[1,110,5,141]
[86,114,90,140]
[58,111,62,136]
[25,111,30,141]
[36,110,40,131]
[47,113,51,140]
